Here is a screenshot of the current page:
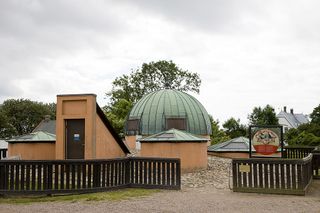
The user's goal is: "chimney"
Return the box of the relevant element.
[290,109,294,114]
[44,115,51,121]
[284,106,287,112]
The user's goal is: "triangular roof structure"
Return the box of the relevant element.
[277,111,309,128]
[139,128,209,142]
[7,131,56,143]
[33,119,56,134]
[208,137,255,152]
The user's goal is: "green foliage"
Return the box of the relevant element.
[0,99,56,138]
[310,104,320,125]
[107,60,201,104]
[0,111,17,139]
[105,60,201,135]
[222,117,247,139]
[209,115,230,145]
[104,99,133,137]
[248,105,279,125]
[285,123,320,146]
[0,188,159,204]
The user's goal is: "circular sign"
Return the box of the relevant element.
[252,129,280,155]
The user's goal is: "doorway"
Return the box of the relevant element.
[65,119,85,159]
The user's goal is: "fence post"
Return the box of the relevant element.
[175,159,181,189]
[0,164,5,190]
[125,158,131,186]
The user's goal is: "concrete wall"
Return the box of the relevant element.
[141,142,207,173]
[95,115,126,158]
[8,142,55,160]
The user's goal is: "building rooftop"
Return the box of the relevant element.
[125,89,212,136]
[208,137,255,152]
[7,131,56,142]
[139,128,209,142]
[277,110,309,128]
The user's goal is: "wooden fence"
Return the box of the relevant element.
[232,154,313,195]
[283,146,315,159]
[0,149,7,160]
[0,157,180,195]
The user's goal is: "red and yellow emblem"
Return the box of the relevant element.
[252,129,280,155]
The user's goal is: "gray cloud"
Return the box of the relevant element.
[0,0,319,124]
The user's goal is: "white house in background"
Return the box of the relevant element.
[277,106,309,133]
[0,140,8,149]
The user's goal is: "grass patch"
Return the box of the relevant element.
[0,188,160,204]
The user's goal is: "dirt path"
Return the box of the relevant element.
[1,156,320,213]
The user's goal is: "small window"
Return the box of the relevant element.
[166,118,186,130]
[127,119,139,131]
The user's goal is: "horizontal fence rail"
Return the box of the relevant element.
[283,146,315,159]
[0,157,180,195]
[0,149,7,160]
[232,154,313,195]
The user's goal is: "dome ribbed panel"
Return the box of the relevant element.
[125,89,212,136]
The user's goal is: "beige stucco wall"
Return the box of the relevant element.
[95,115,126,158]
[141,142,207,173]
[8,143,55,160]
[56,94,126,160]
[56,94,97,159]
[125,135,136,150]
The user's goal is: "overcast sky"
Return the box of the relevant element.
[0,0,319,125]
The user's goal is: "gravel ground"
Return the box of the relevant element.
[1,156,320,213]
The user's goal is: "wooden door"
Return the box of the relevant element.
[65,119,85,159]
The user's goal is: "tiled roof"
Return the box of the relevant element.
[277,111,309,128]
[33,119,56,134]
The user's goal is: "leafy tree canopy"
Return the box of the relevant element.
[209,115,230,145]
[0,99,56,139]
[222,117,247,139]
[310,104,320,125]
[105,60,202,135]
[248,105,279,125]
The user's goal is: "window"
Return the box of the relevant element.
[166,118,186,130]
[127,119,139,131]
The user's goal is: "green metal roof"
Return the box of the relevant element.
[139,128,209,142]
[7,131,56,142]
[125,89,212,136]
[208,137,252,152]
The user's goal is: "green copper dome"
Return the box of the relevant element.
[125,89,212,136]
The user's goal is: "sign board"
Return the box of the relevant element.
[239,164,251,173]
[74,133,80,142]
[249,125,283,158]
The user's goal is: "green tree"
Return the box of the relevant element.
[0,99,56,137]
[105,60,201,135]
[0,111,17,139]
[248,105,279,125]
[310,104,320,125]
[103,99,133,137]
[222,117,247,138]
[209,115,230,145]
